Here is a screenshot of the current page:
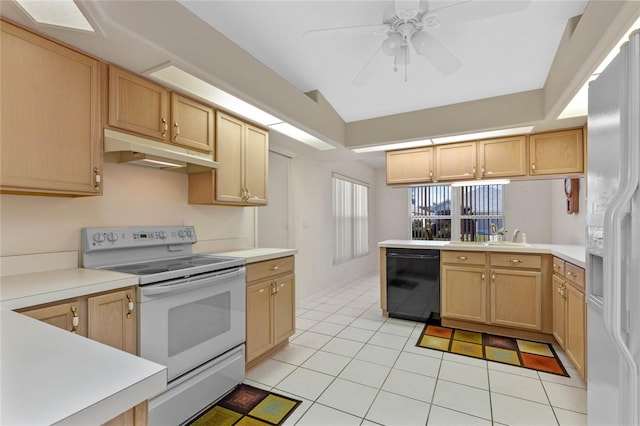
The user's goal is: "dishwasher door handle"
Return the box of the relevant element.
[387,253,440,260]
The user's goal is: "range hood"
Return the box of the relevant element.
[103,129,219,172]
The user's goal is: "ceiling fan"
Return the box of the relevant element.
[303,0,531,86]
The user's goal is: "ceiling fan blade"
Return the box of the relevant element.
[303,24,387,39]
[414,34,462,76]
[433,0,531,24]
[352,44,383,87]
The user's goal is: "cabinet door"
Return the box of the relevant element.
[386,147,435,184]
[87,289,136,354]
[170,93,214,153]
[478,136,526,178]
[529,129,584,176]
[109,66,170,141]
[552,275,566,348]
[20,300,82,335]
[1,21,101,196]
[215,112,245,204]
[246,281,274,361]
[565,283,586,377]
[273,275,295,344]
[436,142,477,181]
[244,124,268,205]
[441,265,486,322]
[490,268,542,330]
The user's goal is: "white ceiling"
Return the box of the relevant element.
[178,0,588,123]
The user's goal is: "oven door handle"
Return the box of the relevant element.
[141,267,246,296]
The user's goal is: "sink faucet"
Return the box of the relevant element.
[512,229,521,243]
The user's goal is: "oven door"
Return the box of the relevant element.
[138,266,246,381]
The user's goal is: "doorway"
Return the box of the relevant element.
[257,150,292,248]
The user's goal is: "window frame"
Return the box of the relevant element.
[410,184,505,242]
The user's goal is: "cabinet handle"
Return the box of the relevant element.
[481,271,485,281]
[567,271,577,277]
[457,256,468,261]
[258,288,265,293]
[509,259,523,264]
[269,265,279,271]
[161,118,168,137]
[481,166,485,176]
[491,273,495,283]
[93,167,101,192]
[472,166,476,176]
[173,122,180,141]
[429,170,433,179]
[531,162,536,173]
[70,305,79,333]
[126,292,134,319]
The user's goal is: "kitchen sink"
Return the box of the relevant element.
[447,241,534,248]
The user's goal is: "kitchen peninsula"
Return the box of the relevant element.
[378,240,587,376]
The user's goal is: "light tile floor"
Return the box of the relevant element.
[245,274,587,426]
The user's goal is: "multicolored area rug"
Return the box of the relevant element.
[417,323,569,377]
[188,384,301,426]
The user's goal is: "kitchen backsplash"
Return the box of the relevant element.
[0,161,255,257]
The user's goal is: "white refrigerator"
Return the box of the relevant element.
[586,29,639,425]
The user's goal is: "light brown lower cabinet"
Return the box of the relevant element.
[245,256,295,368]
[18,286,146,425]
[441,251,550,335]
[552,257,586,378]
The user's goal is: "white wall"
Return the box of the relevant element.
[374,169,410,242]
[0,161,255,257]
[550,177,586,245]
[503,180,553,243]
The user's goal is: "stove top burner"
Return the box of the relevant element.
[104,254,242,278]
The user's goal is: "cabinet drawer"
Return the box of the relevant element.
[490,253,542,269]
[565,263,585,290]
[247,256,294,283]
[442,251,486,266]
[552,257,566,276]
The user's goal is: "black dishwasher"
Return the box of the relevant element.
[386,248,440,323]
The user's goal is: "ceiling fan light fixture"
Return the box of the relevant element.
[382,32,404,56]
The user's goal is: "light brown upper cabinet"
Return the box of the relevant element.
[1,21,102,196]
[529,128,584,176]
[436,142,477,181]
[189,111,268,206]
[386,147,435,184]
[109,66,214,153]
[477,136,527,178]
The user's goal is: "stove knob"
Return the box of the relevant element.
[178,230,185,238]
[107,232,118,242]
[93,233,105,243]
[185,228,193,238]
[159,231,167,239]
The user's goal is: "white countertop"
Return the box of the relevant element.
[378,240,585,268]
[218,248,297,264]
[0,268,138,310]
[1,310,167,426]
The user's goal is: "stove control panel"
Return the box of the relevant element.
[81,226,197,252]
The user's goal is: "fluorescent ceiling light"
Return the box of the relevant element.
[559,16,640,119]
[149,65,281,126]
[352,126,533,153]
[269,122,335,151]
[15,0,94,32]
[431,126,534,145]
[149,64,335,151]
[352,139,433,153]
[450,179,511,187]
